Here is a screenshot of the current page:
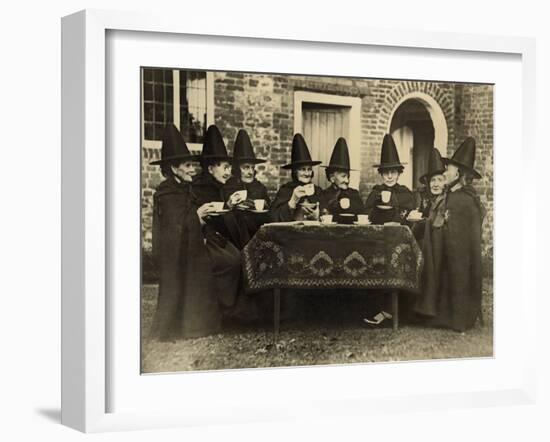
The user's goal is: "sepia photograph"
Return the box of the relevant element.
[140,67,493,373]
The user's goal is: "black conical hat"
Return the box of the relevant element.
[419,148,446,184]
[200,125,232,161]
[443,137,481,179]
[233,129,266,165]
[150,123,200,165]
[322,137,356,171]
[373,134,406,170]
[282,133,322,169]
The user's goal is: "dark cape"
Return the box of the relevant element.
[364,183,415,225]
[319,185,366,216]
[223,176,271,247]
[190,173,242,308]
[150,177,221,339]
[270,181,322,222]
[415,185,485,332]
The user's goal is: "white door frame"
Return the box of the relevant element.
[294,91,362,189]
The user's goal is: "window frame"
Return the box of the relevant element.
[141,69,214,153]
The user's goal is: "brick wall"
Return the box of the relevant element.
[141,73,493,265]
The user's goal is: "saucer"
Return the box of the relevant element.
[376,205,393,210]
[353,221,371,225]
[249,209,268,214]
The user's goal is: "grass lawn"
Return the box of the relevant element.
[141,279,493,373]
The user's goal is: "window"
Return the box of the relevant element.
[142,68,213,148]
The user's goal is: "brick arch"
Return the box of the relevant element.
[377,81,453,156]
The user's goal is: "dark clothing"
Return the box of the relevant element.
[270,181,322,222]
[223,176,271,205]
[223,176,271,247]
[150,177,221,339]
[190,173,242,308]
[364,183,415,225]
[191,173,242,249]
[416,185,484,332]
[319,185,366,216]
[410,187,436,242]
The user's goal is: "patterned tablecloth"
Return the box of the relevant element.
[242,223,423,292]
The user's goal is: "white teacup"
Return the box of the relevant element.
[320,214,333,224]
[340,198,350,209]
[211,201,224,212]
[253,199,265,211]
[357,214,370,225]
[381,190,391,204]
[303,183,315,196]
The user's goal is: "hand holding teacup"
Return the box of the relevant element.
[339,198,350,210]
[227,190,247,208]
[406,209,424,222]
[197,202,216,221]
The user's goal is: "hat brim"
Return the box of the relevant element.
[233,157,267,165]
[282,160,322,170]
[373,163,407,170]
[150,153,201,165]
[320,165,358,172]
[419,169,446,185]
[442,158,482,179]
[200,155,234,162]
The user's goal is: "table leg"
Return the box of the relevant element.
[391,290,399,330]
[273,288,281,338]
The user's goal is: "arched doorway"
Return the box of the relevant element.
[387,92,448,190]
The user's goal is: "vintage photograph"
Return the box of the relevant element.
[140,68,493,373]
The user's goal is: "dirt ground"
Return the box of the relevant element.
[141,279,493,373]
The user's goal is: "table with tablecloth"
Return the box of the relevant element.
[242,222,423,334]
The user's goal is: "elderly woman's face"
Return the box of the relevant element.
[296,165,313,184]
[429,174,445,195]
[330,170,350,190]
[239,163,255,184]
[381,169,400,187]
[208,161,232,184]
[171,161,197,183]
[444,164,460,185]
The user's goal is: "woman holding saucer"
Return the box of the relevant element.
[190,125,243,310]
[270,133,322,222]
[223,129,271,246]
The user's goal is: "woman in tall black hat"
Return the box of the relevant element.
[363,134,415,327]
[190,125,242,311]
[270,133,323,222]
[222,129,271,247]
[149,123,222,340]
[319,137,365,221]
[415,137,485,332]
[407,147,447,242]
[364,133,415,226]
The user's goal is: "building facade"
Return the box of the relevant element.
[141,69,493,266]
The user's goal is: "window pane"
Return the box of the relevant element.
[179,70,207,143]
[141,68,175,140]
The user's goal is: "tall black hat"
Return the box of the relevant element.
[200,125,232,161]
[373,134,406,170]
[233,129,266,165]
[322,137,356,171]
[443,137,481,179]
[282,133,322,169]
[150,123,200,165]
[419,148,446,184]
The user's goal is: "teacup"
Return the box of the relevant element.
[381,190,391,204]
[320,214,333,224]
[303,183,315,196]
[357,214,370,225]
[253,199,265,211]
[211,201,224,212]
[340,198,350,209]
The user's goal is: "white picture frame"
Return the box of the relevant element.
[61,9,537,433]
